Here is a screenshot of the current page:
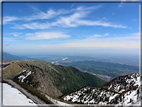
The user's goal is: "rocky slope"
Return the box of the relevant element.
[3,60,106,97]
[63,73,141,105]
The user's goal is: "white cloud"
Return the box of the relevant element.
[11,14,127,29]
[11,22,50,29]
[52,11,88,27]
[23,22,50,29]
[37,33,139,49]
[75,5,102,11]
[24,9,69,21]
[3,7,69,25]
[101,17,107,21]
[76,20,127,28]
[133,19,137,21]
[92,34,102,37]
[104,33,109,36]
[11,32,22,37]
[6,5,126,29]
[92,33,109,38]
[132,32,140,36]
[26,32,70,40]
[23,5,102,21]
[53,11,127,28]
[6,5,102,28]
[3,16,19,24]
[118,4,123,8]
[71,3,76,8]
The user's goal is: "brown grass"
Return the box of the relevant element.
[3,63,22,79]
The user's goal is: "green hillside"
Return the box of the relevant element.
[3,60,106,97]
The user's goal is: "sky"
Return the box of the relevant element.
[3,2,140,56]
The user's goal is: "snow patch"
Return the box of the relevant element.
[18,70,32,82]
[3,83,37,106]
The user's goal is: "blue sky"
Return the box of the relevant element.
[3,3,140,55]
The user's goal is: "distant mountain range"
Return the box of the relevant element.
[3,60,106,97]
[3,52,22,60]
[63,73,141,105]
[3,52,34,61]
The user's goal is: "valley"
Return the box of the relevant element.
[60,60,139,81]
[27,54,139,81]
[2,52,141,106]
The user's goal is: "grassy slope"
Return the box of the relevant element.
[49,64,106,94]
[3,63,22,79]
[3,60,106,96]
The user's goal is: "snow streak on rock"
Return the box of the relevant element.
[18,70,32,83]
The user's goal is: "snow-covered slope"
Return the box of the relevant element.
[63,73,141,105]
[64,86,119,105]
[113,87,140,106]
[103,73,140,93]
[3,83,37,106]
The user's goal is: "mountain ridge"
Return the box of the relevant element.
[63,73,141,105]
[3,52,34,61]
[3,60,106,97]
